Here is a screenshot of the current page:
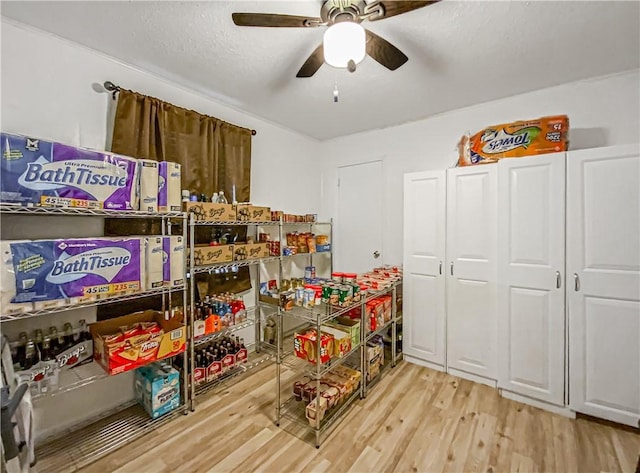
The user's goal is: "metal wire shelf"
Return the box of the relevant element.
[0,285,186,322]
[31,362,109,401]
[191,220,278,226]
[193,308,257,347]
[281,250,332,259]
[190,256,280,274]
[365,319,394,343]
[0,204,185,219]
[35,400,186,473]
[279,387,360,433]
[280,222,332,226]
[281,344,361,379]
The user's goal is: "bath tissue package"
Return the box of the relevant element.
[138,159,159,213]
[10,238,143,303]
[163,236,184,287]
[145,237,164,290]
[1,240,33,315]
[158,161,181,212]
[1,132,139,210]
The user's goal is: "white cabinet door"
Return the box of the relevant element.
[567,144,640,427]
[446,165,497,382]
[497,153,566,405]
[403,170,446,368]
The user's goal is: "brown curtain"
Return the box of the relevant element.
[99,90,253,319]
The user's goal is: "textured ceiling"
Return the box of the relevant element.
[2,1,639,140]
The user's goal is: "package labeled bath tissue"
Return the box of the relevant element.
[145,237,164,290]
[158,162,181,212]
[138,159,159,213]
[1,132,139,210]
[163,236,184,287]
[1,240,33,315]
[10,238,143,302]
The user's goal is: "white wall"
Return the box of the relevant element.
[319,69,640,267]
[0,18,321,441]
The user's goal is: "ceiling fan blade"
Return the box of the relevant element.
[297,44,325,77]
[232,12,321,28]
[365,29,408,71]
[369,1,438,21]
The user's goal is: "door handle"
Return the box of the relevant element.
[574,273,580,292]
[556,271,561,289]
[373,251,380,259]
[450,262,454,276]
[439,261,442,275]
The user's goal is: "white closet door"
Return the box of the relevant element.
[567,144,640,427]
[446,165,497,382]
[403,170,446,368]
[497,153,566,405]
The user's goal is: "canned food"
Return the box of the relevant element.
[339,284,353,307]
[351,283,361,303]
[321,284,332,303]
[330,286,340,306]
[310,285,323,305]
[343,273,357,284]
[304,266,316,280]
[331,272,344,284]
[303,288,315,309]
[295,287,305,306]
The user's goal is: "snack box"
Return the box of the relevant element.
[235,204,271,222]
[321,325,352,358]
[294,330,333,365]
[91,309,186,375]
[0,132,139,210]
[135,362,181,419]
[233,243,269,261]
[326,316,360,349]
[458,115,569,166]
[192,244,234,266]
[183,202,236,222]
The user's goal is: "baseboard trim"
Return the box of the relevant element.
[500,390,576,419]
[447,367,497,388]
[403,355,445,372]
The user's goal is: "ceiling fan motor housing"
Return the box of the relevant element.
[321,0,369,24]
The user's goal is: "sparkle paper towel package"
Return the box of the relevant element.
[163,236,184,287]
[1,240,33,315]
[10,238,143,303]
[1,132,139,210]
[158,162,181,212]
[145,237,164,290]
[138,159,159,213]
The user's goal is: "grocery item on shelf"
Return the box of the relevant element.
[366,336,385,382]
[325,316,360,349]
[183,202,236,222]
[90,309,186,375]
[192,244,234,266]
[233,242,269,261]
[284,232,324,254]
[272,212,317,223]
[0,132,139,210]
[1,240,33,315]
[294,329,333,364]
[143,237,164,290]
[235,204,270,222]
[163,236,185,287]
[192,293,247,338]
[185,335,248,386]
[8,319,94,396]
[138,159,159,213]
[457,115,569,166]
[158,161,182,212]
[9,237,144,303]
[320,326,352,358]
[135,361,181,419]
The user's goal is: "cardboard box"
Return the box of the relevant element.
[91,310,186,375]
[233,243,269,261]
[458,115,569,166]
[192,244,233,266]
[235,205,271,222]
[294,330,333,364]
[327,317,360,349]
[184,202,236,222]
[135,362,181,419]
[321,326,352,358]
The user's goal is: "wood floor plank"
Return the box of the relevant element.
[73,361,639,473]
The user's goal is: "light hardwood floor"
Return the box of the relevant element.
[78,361,639,473]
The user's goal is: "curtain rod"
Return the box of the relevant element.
[103,81,257,136]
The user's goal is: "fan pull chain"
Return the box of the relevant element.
[333,79,339,103]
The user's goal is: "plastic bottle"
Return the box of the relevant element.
[218,191,228,204]
[211,192,219,203]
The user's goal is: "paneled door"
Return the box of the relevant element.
[567,144,640,427]
[403,170,446,368]
[446,165,498,383]
[497,153,566,405]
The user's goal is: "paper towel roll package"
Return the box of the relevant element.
[138,159,159,213]
[10,238,143,303]
[163,236,184,287]
[0,133,139,210]
[158,162,181,212]
[145,237,164,290]
[0,240,33,315]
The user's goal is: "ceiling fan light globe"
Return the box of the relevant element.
[323,22,366,68]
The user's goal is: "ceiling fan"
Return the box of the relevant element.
[232,0,438,77]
